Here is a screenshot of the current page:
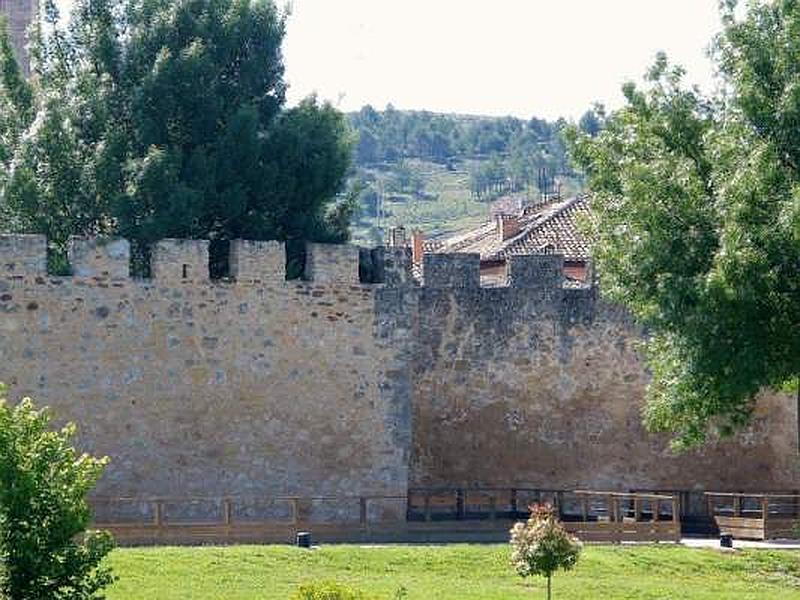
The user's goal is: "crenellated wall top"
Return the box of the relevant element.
[0,234,593,294]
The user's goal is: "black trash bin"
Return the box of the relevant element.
[296,531,312,548]
[720,533,733,548]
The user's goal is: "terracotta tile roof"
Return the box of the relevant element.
[496,196,591,261]
[424,196,591,262]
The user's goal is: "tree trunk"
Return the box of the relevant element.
[547,575,551,600]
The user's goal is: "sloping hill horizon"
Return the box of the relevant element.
[345,105,590,245]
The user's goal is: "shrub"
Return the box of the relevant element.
[290,581,370,600]
[0,384,115,599]
[510,504,582,599]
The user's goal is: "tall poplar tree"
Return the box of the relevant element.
[0,0,354,274]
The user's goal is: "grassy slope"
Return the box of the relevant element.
[107,544,800,599]
[349,158,586,247]
[350,159,496,246]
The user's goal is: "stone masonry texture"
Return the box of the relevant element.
[0,236,797,522]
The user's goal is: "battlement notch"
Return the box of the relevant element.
[151,239,209,282]
[305,243,359,284]
[68,237,130,280]
[230,239,285,284]
[0,234,47,276]
[422,253,480,288]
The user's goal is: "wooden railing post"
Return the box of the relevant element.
[489,495,497,521]
[291,497,300,525]
[581,495,589,522]
[672,497,679,524]
[154,500,164,542]
[424,493,431,522]
[612,496,621,543]
[223,498,232,525]
[733,495,741,518]
[634,497,642,522]
[154,500,164,527]
[761,496,769,521]
[510,488,518,515]
[456,489,465,521]
[359,497,368,528]
[651,499,658,523]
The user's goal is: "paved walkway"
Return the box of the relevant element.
[681,537,800,550]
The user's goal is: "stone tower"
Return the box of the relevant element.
[0,0,37,74]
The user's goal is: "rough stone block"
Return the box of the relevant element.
[68,237,130,280]
[377,247,413,287]
[305,243,359,284]
[422,253,480,288]
[151,239,209,282]
[507,254,564,288]
[0,233,47,276]
[230,239,285,284]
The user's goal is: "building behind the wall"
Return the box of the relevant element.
[408,195,592,287]
[0,0,36,74]
[0,233,797,525]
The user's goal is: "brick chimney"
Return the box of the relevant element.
[411,230,424,264]
[496,214,521,241]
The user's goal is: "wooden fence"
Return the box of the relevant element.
[407,489,680,543]
[91,489,681,546]
[706,492,800,540]
[90,495,408,546]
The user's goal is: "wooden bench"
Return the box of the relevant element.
[706,492,800,540]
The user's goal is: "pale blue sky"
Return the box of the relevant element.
[58,0,726,120]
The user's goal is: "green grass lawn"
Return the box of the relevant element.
[106,543,800,599]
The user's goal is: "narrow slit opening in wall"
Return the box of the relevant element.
[131,241,151,278]
[285,239,306,280]
[47,244,70,276]
[359,247,380,283]
[209,239,230,280]
[182,264,190,279]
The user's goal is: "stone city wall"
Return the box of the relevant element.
[412,253,799,496]
[0,235,797,523]
[0,235,414,521]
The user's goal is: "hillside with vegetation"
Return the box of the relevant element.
[346,105,595,245]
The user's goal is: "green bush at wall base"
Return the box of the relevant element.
[290,581,373,600]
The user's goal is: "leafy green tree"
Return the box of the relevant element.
[0,16,38,235]
[356,129,380,164]
[567,0,800,448]
[1,0,124,274]
[577,104,605,137]
[0,384,114,600]
[510,504,581,600]
[347,107,570,173]
[0,0,354,275]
